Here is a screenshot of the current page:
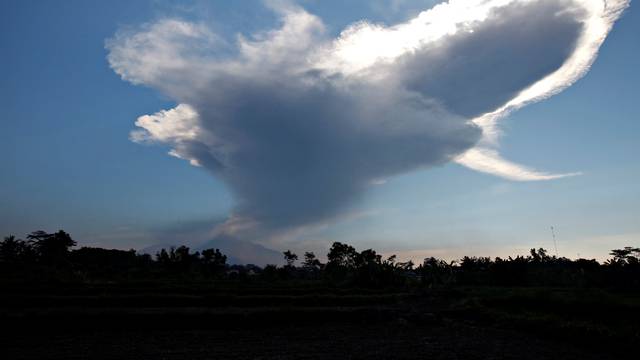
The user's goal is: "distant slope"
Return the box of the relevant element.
[196,235,283,265]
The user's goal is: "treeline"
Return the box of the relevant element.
[1,230,639,289]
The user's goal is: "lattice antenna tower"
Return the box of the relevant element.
[551,226,558,257]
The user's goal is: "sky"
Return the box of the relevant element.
[1,0,638,263]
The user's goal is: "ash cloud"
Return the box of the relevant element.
[107,0,628,240]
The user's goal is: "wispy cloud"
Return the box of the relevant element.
[456,148,583,181]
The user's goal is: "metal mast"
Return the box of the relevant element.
[551,226,558,257]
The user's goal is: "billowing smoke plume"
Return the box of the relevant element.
[107,0,628,240]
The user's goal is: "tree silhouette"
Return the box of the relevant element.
[530,248,552,263]
[358,249,382,267]
[302,252,322,270]
[27,230,76,264]
[202,248,227,275]
[608,247,640,266]
[283,250,298,267]
[327,242,358,269]
[0,235,23,263]
[420,257,455,287]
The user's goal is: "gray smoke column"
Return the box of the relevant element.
[106,0,628,241]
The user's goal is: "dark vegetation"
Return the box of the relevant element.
[1,230,639,359]
[2,230,639,288]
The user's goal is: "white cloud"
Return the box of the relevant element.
[456,148,582,181]
[130,104,200,144]
[106,19,221,94]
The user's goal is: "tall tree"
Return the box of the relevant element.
[27,230,76,264]
[302,251,322,270]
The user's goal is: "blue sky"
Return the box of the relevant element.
[1,0,638,261]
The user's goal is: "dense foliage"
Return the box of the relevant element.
[1,230,639,289]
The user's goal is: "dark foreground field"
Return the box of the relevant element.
[2,284,637,359]
[1,320,612,360]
